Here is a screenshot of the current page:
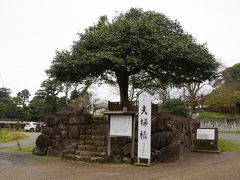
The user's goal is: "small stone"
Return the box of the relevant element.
[122,157,131,163]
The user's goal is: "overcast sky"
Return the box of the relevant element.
[0,0,239,100]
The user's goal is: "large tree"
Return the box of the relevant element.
[48,8,219,103]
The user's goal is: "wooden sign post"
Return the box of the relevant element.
[104,111,137,163]
[137,90,152,165]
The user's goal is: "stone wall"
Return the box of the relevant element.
[200,119,240,131]
[33,111,199,163]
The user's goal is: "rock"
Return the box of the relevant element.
[50,126,61,138]
[122,157,131,163]
[32,147,47,155]
[69,125,80,138]
[41,126,52,136]
[157,144,180,163]
[69,117,79,125]
[36,134,52,148]
[112,155,122,163]
[45,115,59,127]
[111,143,123,155]
[58,139,78,150]
[151,113,172,132]
[90,156,105,163]
[151,131,175,151]
[58,124,67,130]
[47,148,61,157]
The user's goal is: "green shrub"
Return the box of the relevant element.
[14,121,21,130]
[160,99,188,117]
[93,115,107,121]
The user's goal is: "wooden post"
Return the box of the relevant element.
[131,115,136,164]
[107,115,111,160]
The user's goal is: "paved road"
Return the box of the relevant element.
[0,132,40,149]
[0,152,31,165]
[219,132,240,143]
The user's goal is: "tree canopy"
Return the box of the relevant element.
[48,8,219,103]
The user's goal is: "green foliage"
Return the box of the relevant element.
[93,115,107,120]
[0,146,34,153]
[220,63,240,91]
[160,99,188,117]
[0,87,31,120]
[205,87,240,113]
[16,89,31,108]
[14,121,22,130]
[219,138,240,152]
[28,96,47,120]
[199,111,240,119]
[48,8,219,103]
[31,155,60,162]
[0,87,11,101]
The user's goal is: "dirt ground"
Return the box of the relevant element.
[0,152,240,180]
[1,132,240,179]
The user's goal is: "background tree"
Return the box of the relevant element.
[214,63,240,90]
[36,79,63,112]
[48,8,219,104]
[0,87,11,102]
[16,89,31,108]
[205,87,237,113]
[160,99,188,117]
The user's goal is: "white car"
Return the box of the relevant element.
[24,122,40,132]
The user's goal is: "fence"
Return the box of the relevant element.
[108,101,158,114]
[200,118,240,131]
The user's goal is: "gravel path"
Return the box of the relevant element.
[0,152,240,180]
[1,132,240,179]
[0,132,39,165]
[0,132,40,149]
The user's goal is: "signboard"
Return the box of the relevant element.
[194,128,219,152]
[110,115,132,137]
[197,129,215,140]
[138,91,151,160]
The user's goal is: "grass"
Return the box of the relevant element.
[0,130,27,143]
[199,111,240,119]
[0,146,35,153]
[31,155,59,162]
[219,138,240,152]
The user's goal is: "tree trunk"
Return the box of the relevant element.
[116,71,129,105]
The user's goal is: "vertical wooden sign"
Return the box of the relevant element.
[138,91,151,164]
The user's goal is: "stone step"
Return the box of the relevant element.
[77,144,107,151]
[80,129,108,136]
[77,141,107,151]
[64,154,106,163]
[84,124,108,130]
[75,150,107,157]
[77,144,106,152]
[77,145,98,151]
[79,135,107,141]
